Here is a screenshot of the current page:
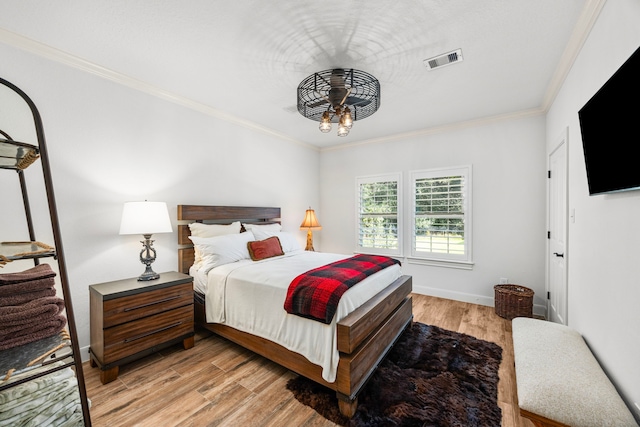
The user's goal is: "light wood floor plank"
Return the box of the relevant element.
[84,293,531,426]
[186,382,256,426]
[216,373,297,427]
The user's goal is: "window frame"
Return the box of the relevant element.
[355,173,403,257]
[409,165,472,266]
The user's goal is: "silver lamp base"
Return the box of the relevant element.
[137,233,160,281]
[138,265,160,281]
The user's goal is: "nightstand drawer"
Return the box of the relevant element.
[103,281,192,327]
[102,304,193,364]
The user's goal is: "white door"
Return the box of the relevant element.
[548,130,568,324]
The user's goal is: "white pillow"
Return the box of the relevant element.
[189,221,241,268]
[251,230,302,253]
[189,221,241,237]
[243,223,282,233]
[189,231,255,273]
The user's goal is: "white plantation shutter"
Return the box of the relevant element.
[411,167,472,262]
[356,173,402,256]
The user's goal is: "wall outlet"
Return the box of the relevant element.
[499,278,509,284]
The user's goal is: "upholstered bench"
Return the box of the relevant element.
[512,317,638,427]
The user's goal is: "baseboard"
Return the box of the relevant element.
[412,283,547,318]
[79,344,90,363]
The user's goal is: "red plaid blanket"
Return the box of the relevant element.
[284,254,400,324]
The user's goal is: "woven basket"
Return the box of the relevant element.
[494,284,534,320]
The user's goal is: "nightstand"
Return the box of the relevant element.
[89,271,194,384]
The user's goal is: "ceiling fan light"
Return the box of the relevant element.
[319,121,332,133]
[342,107,353,129]
[319,111,332,133]
[337,124,349,137]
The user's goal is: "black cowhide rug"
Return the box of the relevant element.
[286,322,503,426]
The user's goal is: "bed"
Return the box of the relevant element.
[177,205,413,417]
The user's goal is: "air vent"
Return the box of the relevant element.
[424,49,463,71]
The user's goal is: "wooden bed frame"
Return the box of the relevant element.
[177,205,413,417]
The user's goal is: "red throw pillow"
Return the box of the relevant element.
[247,236,284,261]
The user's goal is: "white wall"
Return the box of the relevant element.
[319,115,548,312]
[0,42,320,356]
[545,0,640,416]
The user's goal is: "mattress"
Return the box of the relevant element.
[192,251,401,382]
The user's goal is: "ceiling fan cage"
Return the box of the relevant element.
[297,68,380,123]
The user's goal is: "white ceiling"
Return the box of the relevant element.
[0,1,596,149]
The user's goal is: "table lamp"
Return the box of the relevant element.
[300,207,322,251]
[119,201,172,281]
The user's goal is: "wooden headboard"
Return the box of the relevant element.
[177,205,281,274]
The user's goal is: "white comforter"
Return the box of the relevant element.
[191,251,401,382]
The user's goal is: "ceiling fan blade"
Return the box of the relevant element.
[307,99,329,108]
[306,89,332,108]
[345,96,372,106]
[338,87,352,106]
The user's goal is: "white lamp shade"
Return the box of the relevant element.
[119,201,173,235]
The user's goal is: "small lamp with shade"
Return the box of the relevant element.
[119,201,172,281]
[300,207,322,251]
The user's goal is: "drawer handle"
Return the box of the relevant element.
[123,322,183,343]
[123,295,182,312]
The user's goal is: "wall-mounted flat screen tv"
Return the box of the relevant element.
[578,45,640,195]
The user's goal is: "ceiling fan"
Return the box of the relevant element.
[308,69,372,108]
[297,68,380,136]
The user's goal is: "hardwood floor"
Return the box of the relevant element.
[83,294,534,426]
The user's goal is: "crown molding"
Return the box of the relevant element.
[321,108,545,152]
[0,28,317,151]
[540,0,607,110]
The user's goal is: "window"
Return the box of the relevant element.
[410,166,472,264]
[356,173,402,256]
